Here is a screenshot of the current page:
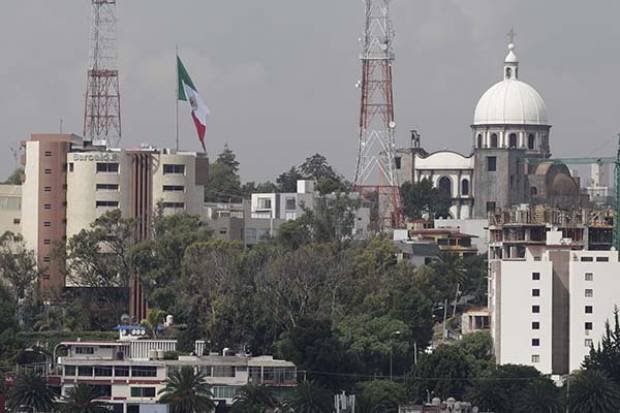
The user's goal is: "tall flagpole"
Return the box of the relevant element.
[175,45,180,152]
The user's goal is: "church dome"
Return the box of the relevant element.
[473,42,549,126]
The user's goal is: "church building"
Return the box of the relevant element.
[397,39,583,219]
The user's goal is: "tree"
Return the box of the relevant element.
[4,167,24,185]
[583,307,620,384]
[59,383,109,413]
[6,370,56,413]
[141,308,166,338]
[0,232,41,304]
[515,378,563,413]
[409,344,471,401]
[299,153,348,194]
[356,380,405,413]
[455,332,494,376]
[400,179,451,220]
[567,369,620,413]
[231,384,278,413]
[205,145,242,202]
[158,366,215,413]
[277,166,304,193]
[283,381,333,413]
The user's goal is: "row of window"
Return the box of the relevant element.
[96,200,119,208]
[477,133,537,150]
[533,272,596,282]
[581,256,609,262]
[69,162,188,175]
[63,365,157,377]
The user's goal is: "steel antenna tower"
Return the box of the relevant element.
[83,0,122,147]
[354,0,403,229]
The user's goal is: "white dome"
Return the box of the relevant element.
[473,79,549,126]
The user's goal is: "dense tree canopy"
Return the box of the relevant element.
[400,179,452,219]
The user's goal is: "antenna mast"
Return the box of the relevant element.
[354,0,403,229]
[84,0,122,147]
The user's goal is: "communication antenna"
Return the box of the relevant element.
[354,0,403,229]
[83,0,122,147]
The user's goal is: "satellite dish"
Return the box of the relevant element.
[389,121,396,129]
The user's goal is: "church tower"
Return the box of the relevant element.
[471,36,552,218]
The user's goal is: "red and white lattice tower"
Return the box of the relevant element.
[83,0,122,147]
[354,0,403,229]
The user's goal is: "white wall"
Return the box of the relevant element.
[569,251,620,372]
[498,259,554,374]
[21,141,40,252]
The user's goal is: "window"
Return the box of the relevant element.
[43,221,51,227]
[163,164,185,175]
[509,133,517,148]
[532,305,540,313]
[44,186,52,192]
[531,354,540,363]
[487,156,497,171]
[114,366,129,377]
[199,366,212,377]
[596,256,609,262]
[461,179,470,196]
[96,184,119,191]
[505,67,512,79]
[64,366,76,376]
[532,289,540,297]
[13,218,20,225]
[130,387,156,398]
[395,156,401,170]
[581,256,594,262]
[585,305,593,314]
[585,338,593,348]
[96,162,119,173]
[96,200,119,208]
[94,366,113,377]
[75,347,95,354]
[162,202,185,209]
[585,289,593,298]
[585,272,593,281]
[131,366,157,377]
[532,272,540,280]
[44,204,52,210]
[212,366,235,377]
[212,386,239,400]
[438,177,452,197]
[477,134,483,148]
[585,322,593,331]
[45,151,53,157]
[530,186,538,196]
[43,256,51,263]
[532,338,540,347]
[285,198,296,210]
[162,185,185,192]
[68,163,74,172]
[257,198,272,209]
[78,366,93,377]
[528,134,535,150]
[43,239,51,245]
[44,168,52,174]
[490,133,498,148]
[486,202,496,214]
[532,322,540,330]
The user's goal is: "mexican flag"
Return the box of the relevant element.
[177,56,209,151]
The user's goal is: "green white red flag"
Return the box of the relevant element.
[177,56,209,151]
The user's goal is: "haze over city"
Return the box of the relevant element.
[2,1,620,182]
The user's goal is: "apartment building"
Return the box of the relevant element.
[57,331,299,413]
[0,185,22,235]
[489,205,620,375]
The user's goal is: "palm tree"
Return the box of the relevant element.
[158,366,215,413]
[58,383,109,413]
[283,381,332,413]
[355,395,398,413]
[515,378,563,413]
[6,370,56,413]
[231,384,278,413]
[567,369,620,413]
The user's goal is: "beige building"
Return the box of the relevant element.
[0,184,22,235]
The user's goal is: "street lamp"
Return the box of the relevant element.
[389,330,401,380]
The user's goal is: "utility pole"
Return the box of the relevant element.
[84,0,122,147]
[354,0,403,229]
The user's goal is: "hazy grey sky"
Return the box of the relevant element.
[1,1,620,182]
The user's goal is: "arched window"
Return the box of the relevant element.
[438,177,452,198]
[490,133,498,148]
[461,179,470,196]
[505,67,512,79]
[509,133,517,148]
[528,134,535,150]
[477,134,483,148]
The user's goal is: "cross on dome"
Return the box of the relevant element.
[504,29,519,79]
